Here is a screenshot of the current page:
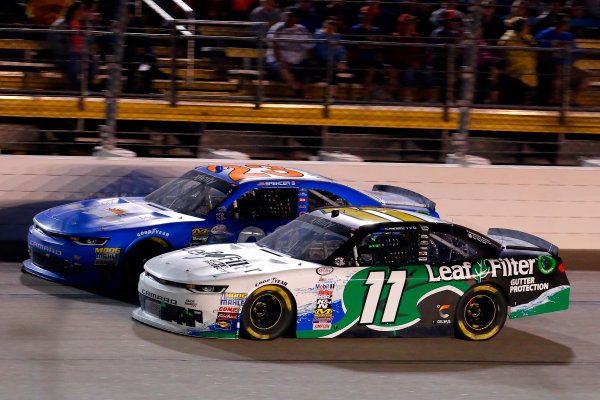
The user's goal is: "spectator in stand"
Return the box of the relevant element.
[283,0,322,33]
[504,0,530,24]
[498,17,537,104]
[535,1,565,33]
[49,1,97,91]
[430,0,465,28]
[191,0,230,20]
[348,6,383,99]
[430,10,460,102]
[230,0,258,21]
[388,14,433,101]
[250,0,282,33]
[124,5,159,94]
[266,8,314,97]
[313,19,348,96]
[481,0,507,45]
[396,0,435,36]
[364,0,395,34]
[322,0,358,34]
[535,13,589,105]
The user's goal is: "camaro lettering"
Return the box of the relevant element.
[29,241,62,256]
[141,289,177,305]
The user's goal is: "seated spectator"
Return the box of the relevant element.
[430,0,465,28]
[504,0,530,25]
[313,19,348,96]
[124,6,159,94]
[535,14,589,105]
[283,0,322,33]
[430,10,460,102]
[534,0,565,33]
[365,0,395,34]
[348,6,384,99]
[249,0,282,33]
[481,0,507,45]
[498,17,537,104]
[266,8,314,97]
[396,0,435,37]
[388,14,434,101]
[322,0,357,34]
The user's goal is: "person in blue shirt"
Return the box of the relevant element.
[535,14,589,106]
[349,6,383,99]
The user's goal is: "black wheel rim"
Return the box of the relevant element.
[250,294,282,330]
[464,294,496,331]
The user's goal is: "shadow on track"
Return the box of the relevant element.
[131,322,575,373]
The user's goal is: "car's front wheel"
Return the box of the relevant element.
[240,285,295,340]
[454,284,507,341]
[122,238,171,290]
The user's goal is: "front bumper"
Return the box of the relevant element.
[132,272,240,338]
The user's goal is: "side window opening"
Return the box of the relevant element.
[426,231,478,264]
[354,231,420,267]
[229,188,298,220]
[307,189,349,211]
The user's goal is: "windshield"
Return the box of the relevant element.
[258,214,352,263]
[145,170,237,217]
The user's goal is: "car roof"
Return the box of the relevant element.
[310,206,449,229]
[196,164,334,184]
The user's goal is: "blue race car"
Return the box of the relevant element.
[23,164,438,289]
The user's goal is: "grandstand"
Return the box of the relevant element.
[1,0,600,163]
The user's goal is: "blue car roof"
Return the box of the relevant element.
[196,164,334,184]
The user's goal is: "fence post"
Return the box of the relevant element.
[453,0,482,165]
[169,21,178,107]
[324,36,334,118]
[559,45,571,125]
[79,24,90,111]
[100,0,127,152]
[255,26,265,109]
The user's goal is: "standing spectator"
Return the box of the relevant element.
[535,1,564,33]
[49,1,97,91]
[481,0,507,45]
[504,0,530,24]
[388,14,433,101]
[498,17,537,104]
[430,10,460,102]
[535,14,589,105]
[349,6,383,99]
[266,8,314,97]
[365,0,395,34]
[250,0,282,33]
[430,0,465,28]
[283,0,322,33]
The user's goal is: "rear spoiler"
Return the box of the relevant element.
[487,228,558,257]
[372,185,436,212]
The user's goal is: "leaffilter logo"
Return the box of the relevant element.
[537,255,556,275]
[471,260,490,283]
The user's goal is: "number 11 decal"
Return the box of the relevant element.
[360,270,407,324]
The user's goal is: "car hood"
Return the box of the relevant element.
[34,197,203,234]
[145,243,317,284]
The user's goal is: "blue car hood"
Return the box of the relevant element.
[34,197,202,235]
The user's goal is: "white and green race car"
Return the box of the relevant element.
[132,207,570,340]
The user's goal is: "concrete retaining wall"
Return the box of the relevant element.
[1,155,598,267]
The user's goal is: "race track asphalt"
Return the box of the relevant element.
[0,263,598,400]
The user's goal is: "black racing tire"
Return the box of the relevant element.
[454,284,507,341]
[122,237,171,290]
[240,285,295,340]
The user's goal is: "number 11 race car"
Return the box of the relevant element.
[132,207,570,340]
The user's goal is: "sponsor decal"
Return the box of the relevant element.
[217,312,239,321]
[467,231,492,245]
[220,292,247,307]
[94,248,120,266]
[215,212,227,221]
[510,277,550,293]
[218,306,240,313]
[136,228,170,237]
[108,208,126,216]
[333,257,346,267]
[312,323,332,330]
[538,255,557,275]
[315,281,335,290]
[299,212,306,216]
[185,299,197,307]
[185,249,260,273]
[211,225,227,234]
[257,180,296,186]
[438,304,450,319]
[316,266,334,276]
[141,289,177,305]
[207,164,304,182]
[255,277,288,287]
[191,228,209,245]
[314,308,333,316]
[420,225,429,231]
[29,241,62,256]
[425,258,537,283]
[298,197,307,202]
[215,320,232,330]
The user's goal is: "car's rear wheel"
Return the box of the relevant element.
[240,285,295,340]
[454,284,507,341]
[122,238,171,290]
